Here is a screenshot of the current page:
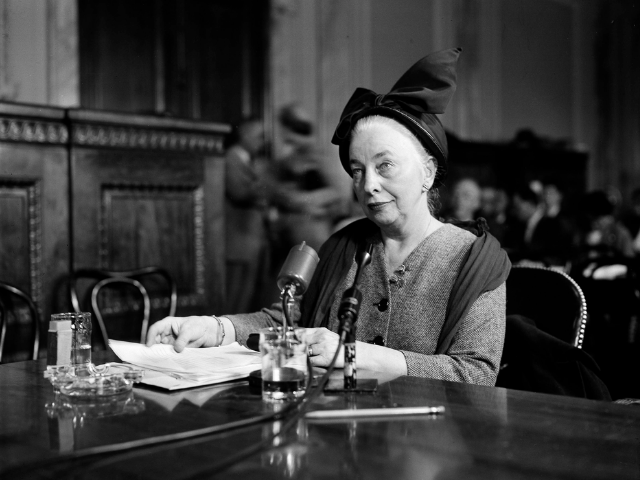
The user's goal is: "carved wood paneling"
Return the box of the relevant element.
[0,102,227,346]
[69,109,227,315]
[0,180,41,302]
[0,117,68,144]
[99,183,205,308]
[71,123,223,153]
[0,105,69,358]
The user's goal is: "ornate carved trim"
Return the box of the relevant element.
[71,124,225,153]
[0,118,68,144]
[193,186,205,297]
[99,182,205,307]
[0,179,43,311]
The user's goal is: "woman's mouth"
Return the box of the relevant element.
[368,201,390,211]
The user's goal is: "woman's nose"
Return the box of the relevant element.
[362,171,381,194]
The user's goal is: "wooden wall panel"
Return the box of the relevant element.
[68,110,228,317]
[0,182,36,291]
[0,103,229,356]
[0,103,70,359]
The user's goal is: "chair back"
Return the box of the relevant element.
[570,257,640,399]
[506,265,588,348]
[0,281,40,362]
[91,277,151,348]
[70,267,177,316]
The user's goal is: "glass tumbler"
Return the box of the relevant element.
[260,327,308,403]
[51,313,92,367]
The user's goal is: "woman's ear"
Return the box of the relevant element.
[421,155,436,189]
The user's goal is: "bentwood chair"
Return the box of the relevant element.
[70,267,177,318]
[91,277,151,348]
[70,267,177,349]
[505,265,588,348]
[0,281,40,363]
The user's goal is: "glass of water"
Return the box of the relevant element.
[51,312,92,369]
[260,327,308,403]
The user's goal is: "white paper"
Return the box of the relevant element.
[108,340,261,391]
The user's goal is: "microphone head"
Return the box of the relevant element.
[277,242,320,295]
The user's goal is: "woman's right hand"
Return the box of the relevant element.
[145,316,220,352]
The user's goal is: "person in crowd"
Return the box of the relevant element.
[479,186,510,244]
[540,178,579,257]
[578,190,635,259]
[147,49,511,386]
[224,116,274,313]
[270,103,347,253]
[506,183,573,267]
[443,177,482,221]
[621,187,640,254]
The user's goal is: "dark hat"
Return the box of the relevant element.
[331,48,461,186]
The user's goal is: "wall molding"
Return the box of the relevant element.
[0,117,68,144]
[71,123,225,153]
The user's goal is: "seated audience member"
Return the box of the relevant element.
[505,184,573,267]
[442,177,482,222]
[479,186,510,244]
[621,187,640,254]
[147,49,511,386]
[577,190,635,259]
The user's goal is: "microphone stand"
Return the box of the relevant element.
[325,244,377,393]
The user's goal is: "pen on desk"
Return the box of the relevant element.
[305,405,445,420]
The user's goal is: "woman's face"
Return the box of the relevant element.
[349,119,432,232]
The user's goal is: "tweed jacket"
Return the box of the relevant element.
[227,222,508,386]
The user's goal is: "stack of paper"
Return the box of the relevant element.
[109,340,262,390]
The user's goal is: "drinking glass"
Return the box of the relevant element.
[51,313,92,367]
[260,327,308,402]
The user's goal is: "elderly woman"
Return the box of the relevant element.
[146,48,511,386]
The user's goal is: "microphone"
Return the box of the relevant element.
[277,242,319,296]
[338,244,373,336]
[335,243,373,392]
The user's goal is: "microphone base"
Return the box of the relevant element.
[323,378,378,394]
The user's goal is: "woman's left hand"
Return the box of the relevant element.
[302,327,344,368]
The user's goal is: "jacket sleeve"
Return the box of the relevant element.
[401,282,506,386]
[224,301,302,348]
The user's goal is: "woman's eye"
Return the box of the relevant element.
[351,167,363,177]
[379,162,393,172]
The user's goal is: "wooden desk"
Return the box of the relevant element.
[1,352,638,479]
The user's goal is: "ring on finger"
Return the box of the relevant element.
[308,345,313,357]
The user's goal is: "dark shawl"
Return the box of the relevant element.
[299,218,511,354]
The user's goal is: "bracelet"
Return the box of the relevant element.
[213,316,225,347]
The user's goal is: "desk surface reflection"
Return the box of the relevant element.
[0,351,638,479]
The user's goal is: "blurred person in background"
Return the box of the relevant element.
[577,190,635,259]
[443,177,481,221]
[506,184,573,268]
[479,186,510,244]
[621,187,640,254]
[270,103,346,253]
[541,179,564,218]
[224,116,274,313]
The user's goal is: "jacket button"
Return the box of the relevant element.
[376,298,389,311]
